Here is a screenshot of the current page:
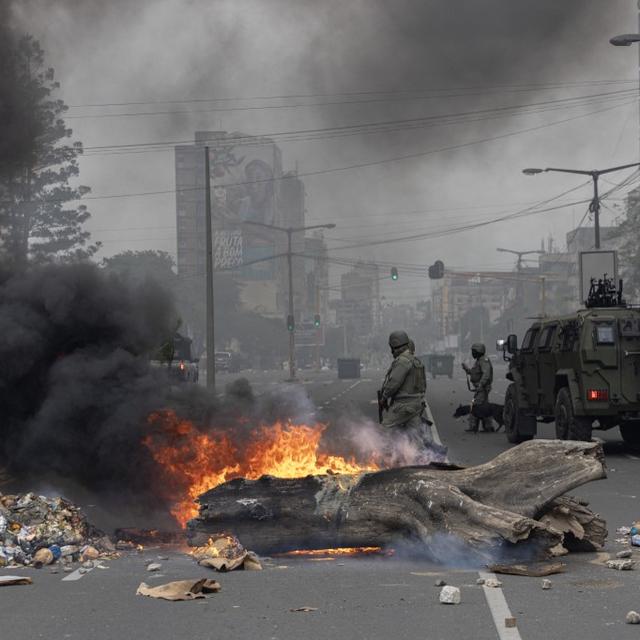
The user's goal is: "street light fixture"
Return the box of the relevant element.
[522,162,640,249]
[243,220,336,381]
[610,33,640,46]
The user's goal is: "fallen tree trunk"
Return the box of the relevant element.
[187,440,607,562]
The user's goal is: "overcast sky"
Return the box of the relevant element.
[10,0,640,301]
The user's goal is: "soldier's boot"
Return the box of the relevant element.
[465,415,479,433]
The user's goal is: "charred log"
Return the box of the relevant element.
[187,440,607,562]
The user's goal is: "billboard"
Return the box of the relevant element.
[208,142,282,277]
[579,250,618,304]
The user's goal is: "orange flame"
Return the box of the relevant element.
[277,547,383,557]
[143,410,378,527]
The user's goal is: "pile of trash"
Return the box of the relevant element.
[616,523,640,547]
[0,492,115,568]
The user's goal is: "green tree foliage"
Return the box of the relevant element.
[102,250,178,292]
[0,36,98,267]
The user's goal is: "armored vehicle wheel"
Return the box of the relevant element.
[620,422,640,449]
[504,383,534,444]
[554,387,592,441]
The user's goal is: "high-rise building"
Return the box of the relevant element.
[175,132,319,351]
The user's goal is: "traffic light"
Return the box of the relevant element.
[390,267,399,281]
[313,314,321,327]
[428,260,445,279]
[287,314,295,332]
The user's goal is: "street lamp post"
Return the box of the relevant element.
[522,162,640,249]
[243,220,336,381]
[496,247,544,304]
[610,26,640,162]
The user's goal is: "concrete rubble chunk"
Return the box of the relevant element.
[606,559,635,571]
[616,550,633,559]
[434,579,446,587]
[147,562,162,572]
[541,579,552,590]
[484,578,503,588]
[439,586,461,604]
[626,611,640,625]
[476,578,485,585]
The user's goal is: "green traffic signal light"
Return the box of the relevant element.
[313,314,321,327]
[287,314,295,332]
[391,267,399,281]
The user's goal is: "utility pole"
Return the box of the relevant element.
[496,248,544,305]
[523,163,640,249]
[286,228,295,380]
[243,220,336,382]
[315,283,321,371]
[204,146,215,391]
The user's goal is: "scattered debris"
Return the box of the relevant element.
[290,606,318,612]
[616,526,632,536]
[626,611,640,625]
[484,578,503,588]
[476,578,485,586]
[606,559,635,571]
[33,548,54,568]
[80,545,100,562]
[114,528,185,546]
[434,579,447,587]
[488,562,565,577]
[505,617,517,628]
[157,555,169,561]
[632,535,640,547]
[0,492,113,568]
[439,586,461,604]
[191,534,262,572]
[541,579,552,590]
[0,575,33,586]
[147,563,162,572]
[616,550,633,559]
[137,578,221,601]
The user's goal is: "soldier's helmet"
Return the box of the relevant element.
[389,330,410,350]
[471,342,486,358]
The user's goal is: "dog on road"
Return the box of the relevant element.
[453,403,505,431]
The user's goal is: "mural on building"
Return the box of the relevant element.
[208,143,281,276]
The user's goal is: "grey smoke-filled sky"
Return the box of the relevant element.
[10,0,640,300]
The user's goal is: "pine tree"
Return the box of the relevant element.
[0,36,99,268]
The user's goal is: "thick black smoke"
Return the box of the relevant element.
[0,263,186,501]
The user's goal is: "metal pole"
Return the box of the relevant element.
[540,276,546,316]
[343,323,348,355]
[204,146,215,391]
[287,228,296,381]
[592,173,601,249]
[315,284,321,371]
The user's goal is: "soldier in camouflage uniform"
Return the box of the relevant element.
[379,331,429,438]
[462,342,494,433]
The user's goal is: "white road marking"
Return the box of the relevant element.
[62,566,95,581]
[478,571,523,640]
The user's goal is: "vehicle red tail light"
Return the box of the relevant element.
[587,389,608,401]
[179,361,185,371]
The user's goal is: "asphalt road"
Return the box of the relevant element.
[2,366,640,640]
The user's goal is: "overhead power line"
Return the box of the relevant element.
[49,97,636,205]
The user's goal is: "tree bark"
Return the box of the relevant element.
[187,440,607,562]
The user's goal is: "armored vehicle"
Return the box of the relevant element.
[498,277,640,446]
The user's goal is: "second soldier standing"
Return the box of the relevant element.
[462,342,494,432]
